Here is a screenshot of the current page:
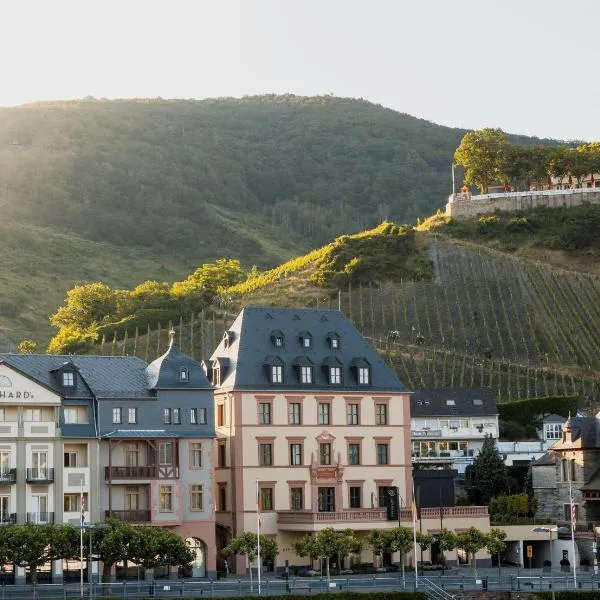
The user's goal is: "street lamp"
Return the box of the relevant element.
[81,522,109,600]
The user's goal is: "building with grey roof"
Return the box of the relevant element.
[0,334,216,583]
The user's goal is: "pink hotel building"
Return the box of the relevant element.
[207,306,413,573]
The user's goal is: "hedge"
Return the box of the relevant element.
[537,593,600,599]
[498,395,578,426]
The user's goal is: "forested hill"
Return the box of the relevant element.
[1,95,467,255]
[0,95,555,344]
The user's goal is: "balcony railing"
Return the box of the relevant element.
[26,512,55,524]
[278,509,387,525]
[105,510,151,523]
[0,514,16,525]
[26,468,54,483]
[0,469,16,484]
[105,466,158,480]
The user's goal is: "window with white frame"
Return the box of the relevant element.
[545,423,563,439]
[300,366,313,384]
[191,443,202,468]
[159,442,173,465]
[191,407,207,424]
[358,367,370,385]
[62,372,74,387]
[258,403,272,425]
[160,485,173,511]
[163,408,172,424]
[290,443,302,466]
[347,403,359,425]
[173,408,181,424]
[191,485,203,511]
[329,367,342,384]
[375,404,388,425]
[112,407,122,424]
[128,407,137,424]
[271,365,283,383]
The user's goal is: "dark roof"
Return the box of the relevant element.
[209,307,408,392]
[102,429,181,439]
[581,467,600,491]
[410,388,497,417]
[543,414,567,424]
[533,452,557,466]
[146,342,211,390]
[552,416,599,449]
[0,354,150,398]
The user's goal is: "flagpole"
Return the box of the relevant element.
[257,479,261,595]
[452,163,456,197]
[412,481,418,589]
[570,479,577,588]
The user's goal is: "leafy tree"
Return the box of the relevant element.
[485,528,507,576]
[50,282,118,331]
[366,529,389,564]
[437,529,458,569]
[5,523,64,584]
[294,528,359,584]
[128,527,194,573]
[387,526,414,580]
[46,324,98,354]
[455,527,488,577]
[467,434,508,504]
[171,259,245,310]
[95,519,137,581]
[415,531,433,574]
[548,147,571,186]
[454,128,509,193]
[222,532,278,588]
[18,339,37,354]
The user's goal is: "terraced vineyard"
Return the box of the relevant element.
[86,238,600,404]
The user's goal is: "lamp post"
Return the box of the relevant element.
[82,523,109,600]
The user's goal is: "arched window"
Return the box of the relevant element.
[185,537,207,578]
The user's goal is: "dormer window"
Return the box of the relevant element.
[329,367,342,384]
[293,356,314,385]
[272,365,283,383]
[179,368,188,382]
[358,367,370,385]
[62,372,74,387]
[327,332,341,349]
[264,356,285,384]
[350,357,370,386]
[322,357,343,385]
[270,330,285,348]
[212,365,221,387]
[298,331,312,348]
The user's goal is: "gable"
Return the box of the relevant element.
[0,363,61,405]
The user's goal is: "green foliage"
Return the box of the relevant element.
[455,527,489,577]
[485,528,507,559]
[228,222,432,296]
[454,128,509,193]
[18,339,37,354]
[128,527,194,569]
[294,528,360,582]
[222,531,279,563]
[490,494,535,518]
[498,396,577,425]
[467,434,509,505]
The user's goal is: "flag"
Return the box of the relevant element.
[81,490,86,526]
[571,500,577,529]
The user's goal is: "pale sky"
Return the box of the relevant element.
[1,0,598,141]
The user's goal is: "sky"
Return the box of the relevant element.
[1,0,598,141]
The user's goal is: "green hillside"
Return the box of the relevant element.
[0,95,563,344]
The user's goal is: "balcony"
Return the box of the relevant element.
[105,510,151,523]
[26,468,55,483]
[105,466,158,480]
[0,514,16,525]
[278,509,387,531]
[26,512,55,524]
[0,469,16,484]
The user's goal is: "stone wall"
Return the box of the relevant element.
[446,189,600,220]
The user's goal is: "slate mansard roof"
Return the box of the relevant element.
[208,306,408,392]
[410,387,497,418]
[0,340,211,398]
[0,354,151,398]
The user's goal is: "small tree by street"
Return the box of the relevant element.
[437,529,458,571]
[485,528,507,577]
[388,526,414,583]
[294,528,359,584]
[128,527,194,575]
[222,532,278,589]
[415,532,432,574]
[455,527,488,577]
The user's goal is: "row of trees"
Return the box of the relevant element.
[222,526,507,583]
[454,128,600,194]
[47,259,246,353]
[0,520,193,584]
